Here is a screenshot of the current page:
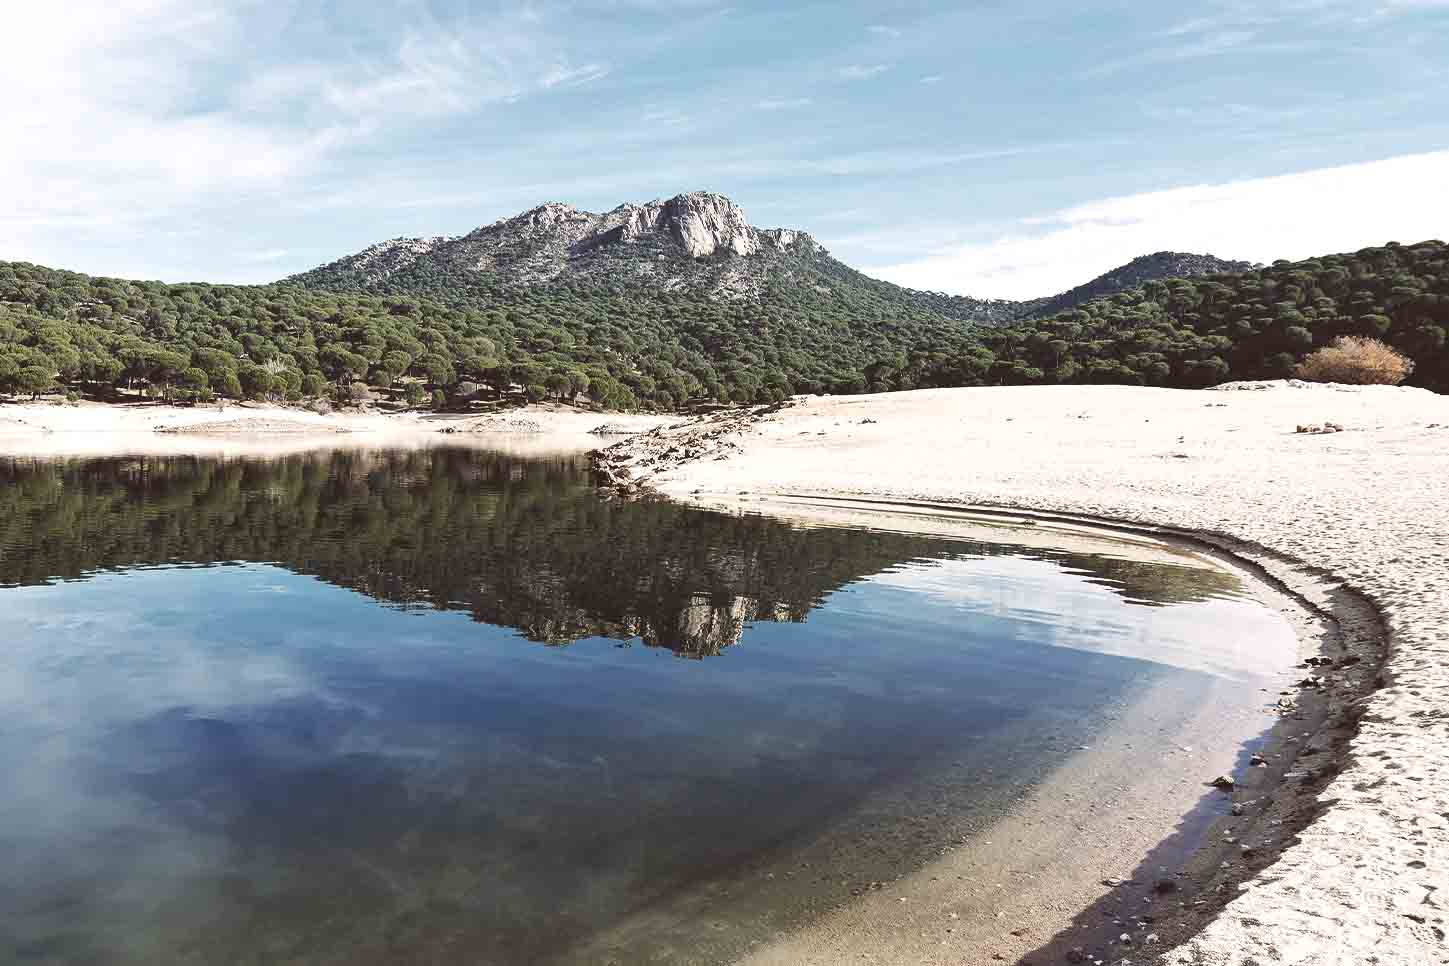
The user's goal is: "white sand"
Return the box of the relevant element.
[598,382,1449,966]
[0,400,672,457]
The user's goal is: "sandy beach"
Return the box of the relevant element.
[592,380,1449,965]
[4,383,1446,964]
[0,399,673,458]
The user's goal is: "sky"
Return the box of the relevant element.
[3,0,1448,298]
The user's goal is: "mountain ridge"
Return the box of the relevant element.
[286,190,1253,322]
[290,191,824,300]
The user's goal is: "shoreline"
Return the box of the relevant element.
[593,382,1448,965]
[550,504,1334,965]
[593,494,1375,966]
[0,399,675,458]
[2,425,1331,964]
[3,382,1443,963]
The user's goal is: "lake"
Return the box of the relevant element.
[0,448,1296,964]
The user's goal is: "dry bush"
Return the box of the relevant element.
[1296,337,1414,386]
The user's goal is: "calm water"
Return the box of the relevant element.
[0,449,1295,964]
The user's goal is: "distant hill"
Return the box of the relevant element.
[1022,251,1258,319]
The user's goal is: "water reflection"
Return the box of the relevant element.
[0,450,1288,965]
[0,450,1240,657]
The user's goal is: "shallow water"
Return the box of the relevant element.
[0,449,1296,964]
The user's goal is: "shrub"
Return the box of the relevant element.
[1296,337,1414,386]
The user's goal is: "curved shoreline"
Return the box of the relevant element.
[645,494,1382,965]
[592,383,1449,965]
[3,385,1443,963]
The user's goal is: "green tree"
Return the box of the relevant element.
[16,365,53,399]
[180,367,209,398]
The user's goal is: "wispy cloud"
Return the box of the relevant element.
[920,74,945,84]
[1083,29,1293,78]
[0,0,622,274]
[869,151,1449,299]
[756,96,813,110]
[839,63,889,80]
[803,146,1028,177]
[242,18,611,119]
[866,24,902,38]
[541,62,611,88]
[642,107,691,126]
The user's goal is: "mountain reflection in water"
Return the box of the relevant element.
[0,448,1239,657]
[0,448,1287,966]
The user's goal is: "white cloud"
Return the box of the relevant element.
[0,1,329,244]
[919,74,945,84]
[0,0,614,271]
[838,63,889,80]
[868,151,1449,299]
[866,24,902,38]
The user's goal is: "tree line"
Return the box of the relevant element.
[1,239,1443,409]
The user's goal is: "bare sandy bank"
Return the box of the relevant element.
[596,382,1449,966]
[0,400,673,458]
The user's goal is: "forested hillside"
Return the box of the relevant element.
[964,240,1448,393]
[1024,252,1256,319]
[1,240,1444,408]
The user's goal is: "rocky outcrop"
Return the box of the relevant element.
[621,193,759,257]
[289,191,822,299]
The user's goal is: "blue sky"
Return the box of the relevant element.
[4,0,1448,297]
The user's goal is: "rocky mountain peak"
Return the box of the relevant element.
[292,190,825,297]
[621,191,760,258]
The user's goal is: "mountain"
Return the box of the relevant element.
[287,191,1258,329]
[1023,251,1258,319]
[288,191,1038,324]
[291,192,825,299]
[3,187,1446,409]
